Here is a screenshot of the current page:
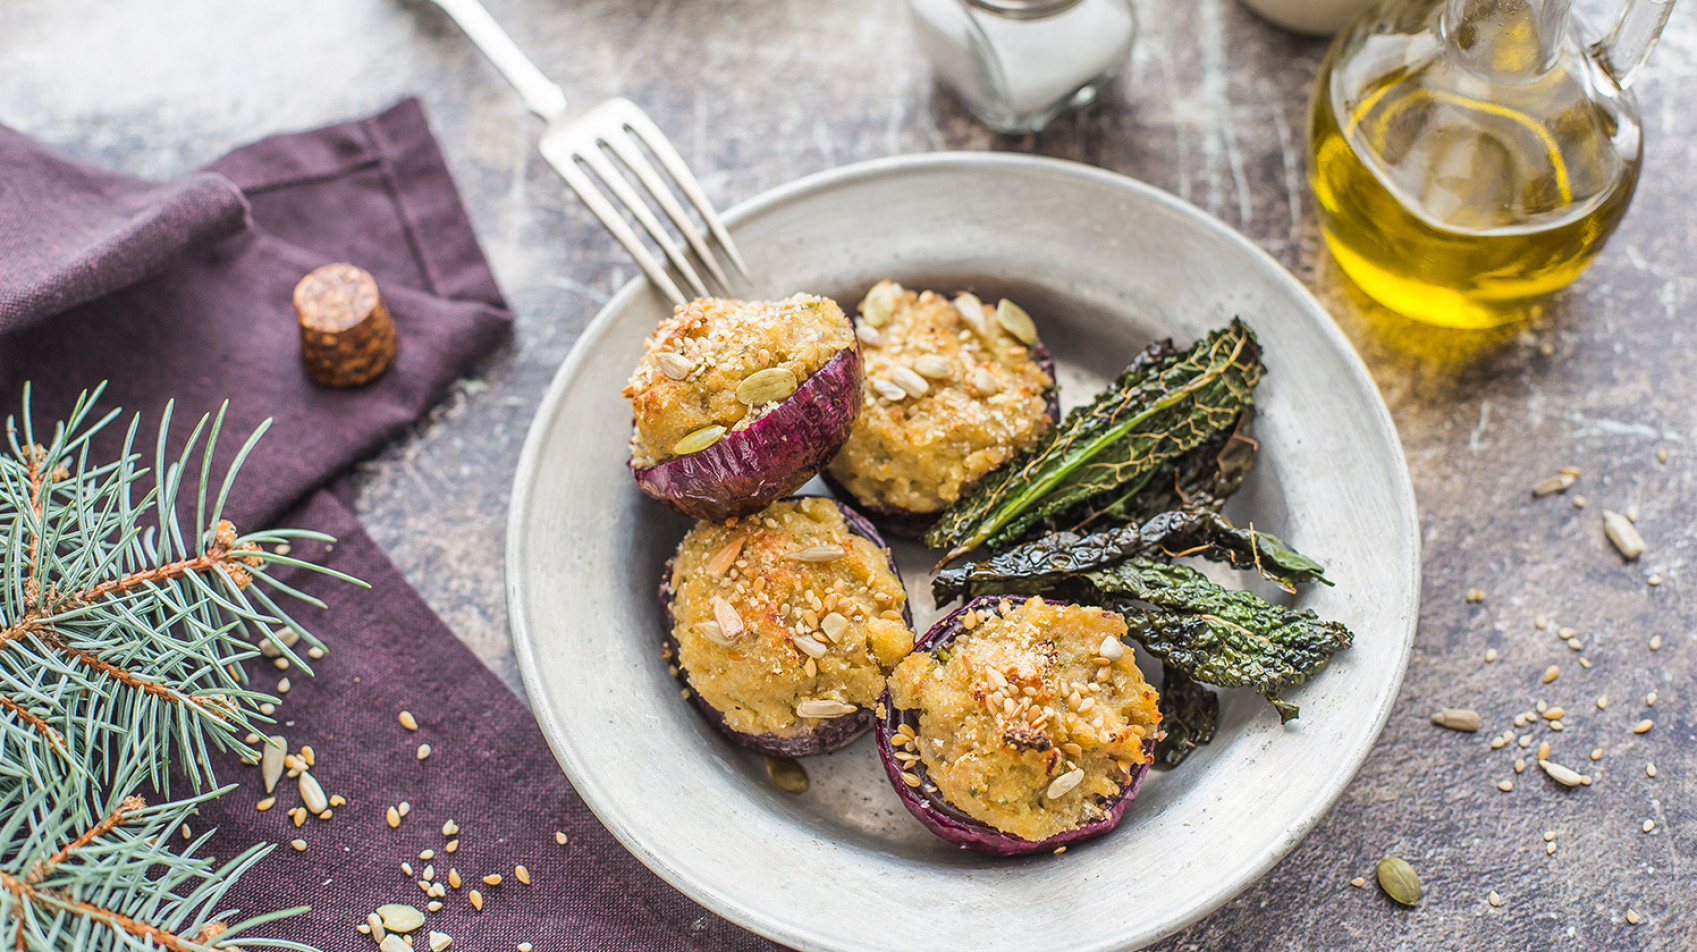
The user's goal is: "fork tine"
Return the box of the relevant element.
[600,126,733,293]
[546,146,686,306]
[573,143,710,299]
[613,100,753,282]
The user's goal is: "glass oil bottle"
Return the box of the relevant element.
[1308,0,1676,328]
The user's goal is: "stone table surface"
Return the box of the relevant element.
[2,0,1691,948]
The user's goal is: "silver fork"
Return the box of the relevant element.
[420,0,749,305]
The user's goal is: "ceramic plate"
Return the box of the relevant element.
[506,153,1419,952]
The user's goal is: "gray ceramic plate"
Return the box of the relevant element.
[506,153,1419,952]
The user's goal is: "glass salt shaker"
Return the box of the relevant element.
[908,0,1137,134]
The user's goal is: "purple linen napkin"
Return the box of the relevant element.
[0,101,782,951]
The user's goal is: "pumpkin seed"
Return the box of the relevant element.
[871,378,908,401]
[672,425,725,456]
[298,772,328,814]
[694,620,735,647]
[789,544,845,563]
[795,698,856,719]
[1045,767,1085,799]
[376,904,425,934]
[261,736,286,793]
[995,298,1039,345]
[736,368,799,406]
[1430,709,1481,732]
[655,352,693,380]
[1602,510,1645,560]
[862,281,901,327]
[913,355,954,379]
[1539,759,1584,786]
[765,756,809,793]
[1376,856,1421,906]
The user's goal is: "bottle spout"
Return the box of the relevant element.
[1441,0,1577,81]
[1594,0,1677,89]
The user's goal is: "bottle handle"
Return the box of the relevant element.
[1593,0,1676,89]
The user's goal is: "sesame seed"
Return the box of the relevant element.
[358,923,372,935]
[1645,691,1658,706]
[1590,748,1603,761]
[330,794,346,807]
[1497,780,1514,792]
[1053,846,1066,854]
[1633,719,1654,734]
[399,711,418,731]
[1487,891,1502,907]
[386,807,401,828]
[420,849,434,860]
[1543,831,1557,842]
[445,839,459,853]
[1534,614,1549,629]
[554,831,568,845]
[1626,909,1641,925]
[448,868,461,889]
[417,744,432,761]
[291,808,307,827]
[259,702,276,716]
[515,865,530,885]
[427,901,442,912]
[1546,841,1557,855]
[1642,820,1655,833]
[402,862,414,876]
[1484,648,1498,663]
[1596,695,1609,710]
[398,801,411,817]
[277,677,291,694]
[307,646,325,659]
[257,797,275,811]
[468,890,484,911]
[1513,758,1526,773]
[1647,763,1657,778]
[482,874,502,886]
[1349,877,1366,888]
[1536,741,1551,762]
[290,839,306,852]
[1542,665,1560,683]
[1649,635,1663,650]
[519,945,533,952]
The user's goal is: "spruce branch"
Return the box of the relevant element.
[0,384,359,952]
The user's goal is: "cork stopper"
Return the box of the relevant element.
[294,263,398,388]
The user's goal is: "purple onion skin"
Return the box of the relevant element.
[828,332,1060,539]
[659,496,912,757]
[876,595,1154,856]
[632,344,864,523]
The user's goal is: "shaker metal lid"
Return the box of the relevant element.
[966,0,1086,18]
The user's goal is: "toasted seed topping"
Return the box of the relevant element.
[1603,509,1646,559]
[694,620,735,647]
[736,367,800,405]
[995,298,1039,345]
[1098,635,1125,661]
[862,281,900,327]
[1431,709,1481,732]
[706,536,746,577]
[953,292,988,336]
[820,611,850,642]
[889,365,930,398]
[900,771,922,787]
[795,698,857,718]
[871,377,908,401]
[1046,767,1086,799]
[913,355,954,380]
[792,635,828,659]
[856,324,881,346]
[710,596,744,638]
[655,351,694,380]
[672,425,726,456]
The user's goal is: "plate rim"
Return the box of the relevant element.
[504,150,1421,951]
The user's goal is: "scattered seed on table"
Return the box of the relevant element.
[1543,831,1557,842]
[401,862,414,876]
[1643,820,1656,833]
[1466,588,1485,603]
[1497,780,1514,792]
[259,702,276,716]
[257,797,275,812]
[330,794,346,807]
[1596,695,1609,710]
[445,839,459,853]
[1573,495,1587,509]
[277,677,291,694]
[1626,909,1641,925]
[428,932,452,952]
[1633,719,1654,734]
[1485,648,1498,663]
[554,831,568,845]
[417,744,432,761]
[1549,720,1565,732]
[1488,891,1502,907]
[1519,735,1533,748]
[423,865,435,882]
[1567,638,1583,651]
[1590,748,1603,761]
[1543,666,1561,684]
[1535,614,1549,629]
[1540,760,1585,787]
[1647,574,1662,586]
[1431,709,1481,732]
[290,839,306,852]
[427,901,442,912]
[514,865,530,885]
[442,820,459,836]
[468,890,484,912]
[420,849,435,860]
[482,874,502,886]
[448,869,461,889]
[274,658,289,670]
[291,807,307,827]
[398,801,411,818]
[1647,763,1658,778]
[399,711,419,731]
[386,807,401,828]
[1546,842,1557,855]
[1578,657,1592,669]
[307,646,325,659]
[1557,627,1576,640]
[1349,877,1366,888]
[1514,758,1527,773]
[1376,856,1421,906]
[357,923,372,936]
[1645,691,1658,706]
[1603,510,1646,560]
[1649,635,1662,651]
[1537,741,1551,762]
[518,944,533,952]
[367,913,386,941]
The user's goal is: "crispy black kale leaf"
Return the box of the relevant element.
[1049,411,1259,534]
[1153,663,1219,769]
[932,506,1328,605]
[925,320,1264,561]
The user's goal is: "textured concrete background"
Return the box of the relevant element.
[1,0,1691,948]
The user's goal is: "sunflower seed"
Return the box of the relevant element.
[711,596,744,638]
[261,736,286,793]
[298,772,328,814]
[1431,709,1481,732]
[367,913,387,942]
[789,544,845,563]
[871,378,908,401]
[765,756,809,793]
[953,292,989,337]
[1539,760,1584,787]
[856,324,881,346]
[795,699,856,719]
[706,535,745,577]
[1376,856,1421,906]
[890,365,930,398]
[655,352,694,380]
[1046,767,1085,799]
[1602,509,1646,560]
[376,904,424,934]
[913,355,954,380]
[672,425,726,456]
[693,620,735,647]
[428,932,453,952]
[736,368,799,405]
[792,635,828,659]
[862,281,900,327]
[1532,473,1575,497]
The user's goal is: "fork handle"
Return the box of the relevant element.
[423,0,568,119]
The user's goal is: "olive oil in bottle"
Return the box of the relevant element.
[1307,0,1663,328]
